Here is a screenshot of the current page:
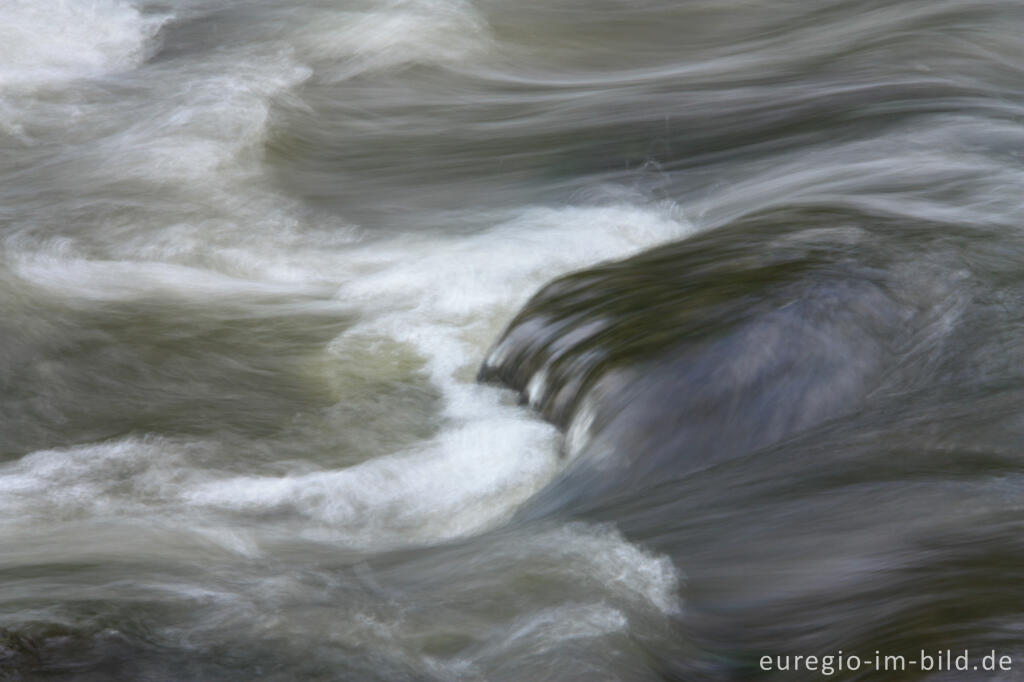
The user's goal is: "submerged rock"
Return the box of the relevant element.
[480,206,989,500]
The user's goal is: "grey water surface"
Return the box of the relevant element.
[3,0,1024,680]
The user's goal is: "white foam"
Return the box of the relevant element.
[0,437,198,518]
[2,45,352,286]
[18,201,693,550]
[0,0,693,561]
[3,190,691,556]
[296,0,492,79]
[565,397,598,458]
[334,203,690,419]
[185,417,562,546]
[172,201,692,547]
[0,0,166,88]
[0,438,270,557]
[105,57,312,185]
[492,603,629,653]
[524,523,683,615]
[526,366,549,408]
[340,203,689,322]
[10,255,333,303]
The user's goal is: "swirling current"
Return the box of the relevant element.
[3,1,1024,680]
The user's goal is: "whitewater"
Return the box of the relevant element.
[4,0,1024,680]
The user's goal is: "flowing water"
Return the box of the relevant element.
[3,0,1024,680]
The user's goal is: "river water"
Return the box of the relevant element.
[3,0,1024,680]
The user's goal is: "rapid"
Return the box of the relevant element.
[3,1,1024,680]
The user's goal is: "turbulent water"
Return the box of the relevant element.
[3,0,1024,679]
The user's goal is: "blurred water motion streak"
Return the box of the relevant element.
[2,0,1024,679]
